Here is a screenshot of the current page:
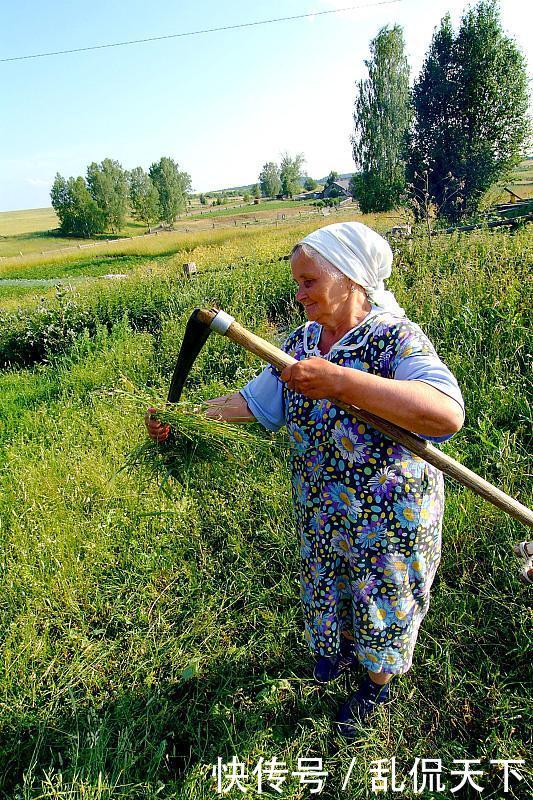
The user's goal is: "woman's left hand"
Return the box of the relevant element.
[279,357,343,400]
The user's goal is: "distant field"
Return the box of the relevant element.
[0,202,322,259]
[0,208,148,258]
[0,203,345,262]
[0,208,397,300]
[2,158,530,258]
[179,198,311,220]
[490,158,533,202]
[0,206,59,236]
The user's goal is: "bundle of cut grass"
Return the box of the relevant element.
[115,388,281,492]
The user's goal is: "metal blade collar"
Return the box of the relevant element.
[211,310,236,334]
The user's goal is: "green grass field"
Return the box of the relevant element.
[0,201,319,259]
[0,214,530,799]
[0,208,149,258]
[180,199,313,220]
[1,159,530,262]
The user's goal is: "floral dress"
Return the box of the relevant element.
[267,312,449,675]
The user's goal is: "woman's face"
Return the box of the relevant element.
[291,247,352,325]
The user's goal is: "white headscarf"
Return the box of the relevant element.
[297,221,404,317]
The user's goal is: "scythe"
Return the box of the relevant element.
[165,306,533,580]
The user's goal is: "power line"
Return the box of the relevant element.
[1,1,402,63]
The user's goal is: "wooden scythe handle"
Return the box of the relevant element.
[197,308,533,529]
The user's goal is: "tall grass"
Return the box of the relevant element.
[0,220,530,798]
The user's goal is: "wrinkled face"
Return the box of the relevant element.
[291,247,351,324]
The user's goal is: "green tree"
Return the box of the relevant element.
[199,193,207,205]
[352,25,411,213]
[148,157,191,225]
[129,167,160,225]
[51,173,105,237]
[348,173,362,199]
[86,158,129,232]
[324,171,340,189]
[280,152,305,198]
[252,183,261,199]
[303,176,318,191]
[259,162,281,197]
[407,1,530,221]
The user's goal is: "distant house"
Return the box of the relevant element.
[294,190,322,201]
[322,179,352,199]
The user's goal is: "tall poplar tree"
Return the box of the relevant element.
[352,25,411,213]
[407,0,530,221]
[148,157,191,225]
[279,153,305,198]
[259,162,281,198]
[86,158,129,232]
[129,167,160,225]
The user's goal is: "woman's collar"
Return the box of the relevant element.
[303,305,383,356]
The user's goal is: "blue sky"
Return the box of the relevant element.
[1,0,530,211]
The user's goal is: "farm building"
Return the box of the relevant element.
[294,190,322,201]
[322,178,352,199]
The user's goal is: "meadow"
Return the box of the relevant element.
[0,213,531,799]
[0,201,318,260]
[1,158,530,263]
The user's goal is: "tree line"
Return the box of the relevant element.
[258,153,311,199]
[352,0,529,221]
[51,157,191,237]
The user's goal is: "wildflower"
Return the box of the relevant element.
[367,467,397,499]
[323,482,363,520]
[393,497,420,530]
[351,572,377,603]
[332,422,371,465]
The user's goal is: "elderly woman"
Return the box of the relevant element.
[146,222,464,739]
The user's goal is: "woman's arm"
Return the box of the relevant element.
[336,370,464,437]
[204,392,257,423]
[145,393,256,441]
[279,358,463,438]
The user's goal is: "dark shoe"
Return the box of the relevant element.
[333,675,391,738]
[313,636,357,684]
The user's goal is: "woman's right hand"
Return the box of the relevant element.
[144,407,171,442]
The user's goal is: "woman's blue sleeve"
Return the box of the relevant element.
[238,328,301,432]
[239,367,285,431]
